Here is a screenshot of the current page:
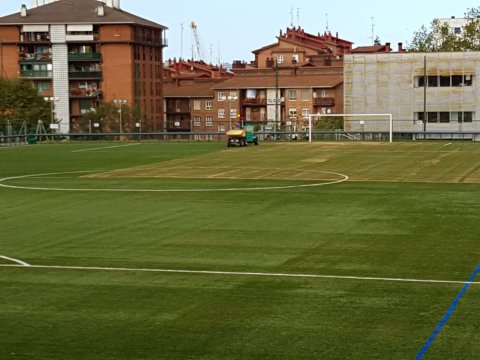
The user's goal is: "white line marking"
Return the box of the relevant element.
[0,263,477,286]
[441,143,453,148]
[0,256,31,267]
[0,171,349,192]
[71,143,141,153]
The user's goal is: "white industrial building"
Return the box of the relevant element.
[344,52,480,137]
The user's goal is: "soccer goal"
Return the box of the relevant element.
[307,113,393,143]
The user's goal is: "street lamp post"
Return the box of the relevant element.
[113,99,127,136]
[44,96,59,134]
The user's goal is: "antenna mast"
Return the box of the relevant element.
[325,13,329,32]
[180,23,184,59]
[371,16,375,45]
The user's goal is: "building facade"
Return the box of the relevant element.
[163,59,233,135]
[0,0,167,133]
[213,27,349,133]
[344,52,480,134]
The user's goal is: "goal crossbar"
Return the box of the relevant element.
[307,113,393,143]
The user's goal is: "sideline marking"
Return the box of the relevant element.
[1,263,479,286]
[415,263,480,359]
[0,255,31,267]
[0,171,349,192]
[71,143,141,153]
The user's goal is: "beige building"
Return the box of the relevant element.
[344,52,480,135]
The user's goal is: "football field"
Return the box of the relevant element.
[1,141,480,359]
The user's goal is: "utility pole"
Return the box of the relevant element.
[275,60,279,137]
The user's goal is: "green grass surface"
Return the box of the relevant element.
[1,141,480,359]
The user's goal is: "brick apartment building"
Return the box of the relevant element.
[0,0,167,133]
[213,27,351,133]
[163,59,233,135]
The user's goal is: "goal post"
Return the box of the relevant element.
[307,113,393,143]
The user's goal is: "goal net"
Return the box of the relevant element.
[307,113,393,143]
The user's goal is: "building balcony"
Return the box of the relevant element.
[20,34,50,43]
[20,52,52,62]
[314,97,335,107]
[166,121,191,132]
[70,88,99,98]
[166,107,190,114]
[20,70,53,79]
[68,53,102,61]
[241,98,267,106]
[69,71,102,80]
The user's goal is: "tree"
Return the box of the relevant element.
[409,9,480,52]
[315,116,343,130]
[77,101,136,133]
[0,78,50,132]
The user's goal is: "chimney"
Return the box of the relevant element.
[398,42,403,52]
[20,4,27,17]
[97,3,105,16]
[105,0,113,7]
[112,0,120,8]
[385,42,391,52]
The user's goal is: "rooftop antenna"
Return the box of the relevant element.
[290,5,294,27]
[371,16,375,45]
[180,23,184,60]
[325,13,329,32]
[297,7,300,27]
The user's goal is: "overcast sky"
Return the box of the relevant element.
[1,1,478,63]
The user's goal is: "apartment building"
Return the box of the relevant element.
[215,27,348,133]
[163,59,233,135]
[0,0,167,133]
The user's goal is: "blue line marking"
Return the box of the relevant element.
[415,263,480,359]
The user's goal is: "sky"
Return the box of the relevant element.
[1,0,479,63]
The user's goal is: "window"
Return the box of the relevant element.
[439,112,450,123]
[218,109,225,118]
[454,27,462,35]
[218,125,225,132]
[260,108,266,121]
[289,90,297,101]
[193,100,201,110]
[428,76,438,87]
[194,116,201,126]
[36,82,50,91]
[217,92,225,101]
[440,76,450,87]
[206,116,213,126]
[450,112,462,123]
[428,112,438,123]
[417,77,425,87]
[302,109,311,118]
[301,89,309,101]
[277,54,284,64]
[289,108,297,119]
[292,53,299,63]
[417,111,474,123]
[230,108,237,119]
[206,100,213,110]
[416,75,474,87]
[464,112,473,123]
